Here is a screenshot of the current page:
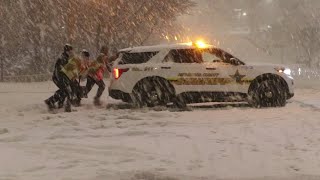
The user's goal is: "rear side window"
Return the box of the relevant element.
[169,49,202,63]
[119,52,159,64]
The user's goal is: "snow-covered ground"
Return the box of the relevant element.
[1,81,320,180]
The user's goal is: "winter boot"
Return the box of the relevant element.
[57,101,64,109]
[64,100,72,112]
[45,98,55,111]
[94,97,102,106]
[72,98,81,107]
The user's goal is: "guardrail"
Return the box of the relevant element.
[2,74,52,82]
[1,72,111,82]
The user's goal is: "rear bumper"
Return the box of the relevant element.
[109,89,132,102]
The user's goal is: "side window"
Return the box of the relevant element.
[202,51,223,63]
[202,48,244,65]
[119,52,159,64]
[170,49,202,63]
[163,52,174,63]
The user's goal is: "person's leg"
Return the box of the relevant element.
[95,80,106,98]
[70,80,82,107]
[53,75,67,108]
[45,76,65,110]
[94,80,106,106]
[64,87,72,112]
[45,89,67,110]
[85,76,95,96]
[80,86,88,98]
[60,75,73,112]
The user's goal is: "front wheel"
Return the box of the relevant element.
[172,94,187,109]
[249,80,287,108]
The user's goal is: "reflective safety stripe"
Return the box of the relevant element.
[61,58,82,80]
[168,78,253,85]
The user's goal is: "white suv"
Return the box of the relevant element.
[109,43,294,108]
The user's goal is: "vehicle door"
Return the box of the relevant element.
[161,49,209,94]
[201,48,249,93]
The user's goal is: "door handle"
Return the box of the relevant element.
[161,67,171,69]
[206,67,216,70]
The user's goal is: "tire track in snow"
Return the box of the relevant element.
[291,100,320,111]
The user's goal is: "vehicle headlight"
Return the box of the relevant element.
[283,69,291,76]
[275,68,291,76]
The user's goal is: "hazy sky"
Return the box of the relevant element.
[178,0,309,64]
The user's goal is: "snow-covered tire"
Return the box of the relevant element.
[132,78,174,108]
[249,79,286,108]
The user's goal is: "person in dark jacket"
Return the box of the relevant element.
[45,44,74,112]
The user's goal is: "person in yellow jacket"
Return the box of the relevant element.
[61,57,84,81]
[46,55,85,112]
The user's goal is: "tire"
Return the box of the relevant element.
[132,78,174,108]
[249,79,286,108]
[172,94,187,109]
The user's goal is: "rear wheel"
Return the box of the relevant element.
[132,78,174,108]
[249,79,286,108]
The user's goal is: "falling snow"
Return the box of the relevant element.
[1,0,320,180]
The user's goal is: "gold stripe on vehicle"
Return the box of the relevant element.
[168,78,253,85]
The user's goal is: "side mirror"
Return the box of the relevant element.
[229,58,241,66]
[230,58,237,62]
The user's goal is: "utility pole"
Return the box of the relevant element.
[0,35,5,82]
[0,58,3,82]
[0,5,4,82]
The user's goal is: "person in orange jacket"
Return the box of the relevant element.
[69,50,91,107]
[84,47,108,106]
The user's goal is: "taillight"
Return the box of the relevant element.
[113,68,129,79]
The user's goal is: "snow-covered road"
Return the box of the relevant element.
[1,82,320,180]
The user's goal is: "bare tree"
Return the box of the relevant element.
[0,0,195,77]
[269,0,320,66]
